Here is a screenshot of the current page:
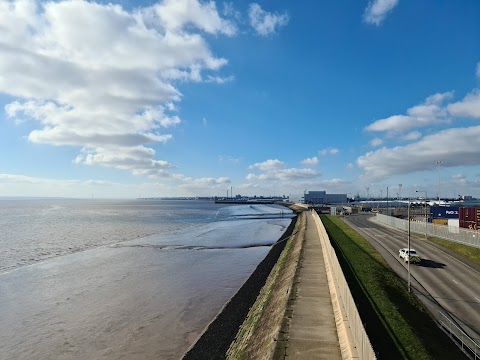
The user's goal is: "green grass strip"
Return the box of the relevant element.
[321,215,465,360]
[422,235,480,266]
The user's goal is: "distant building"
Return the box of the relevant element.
[304,191,347,205]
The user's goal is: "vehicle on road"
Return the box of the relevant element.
[399,248,422,264]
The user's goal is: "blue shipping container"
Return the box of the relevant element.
[430,206,459,219]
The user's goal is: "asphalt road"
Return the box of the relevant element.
[342,214,480,347]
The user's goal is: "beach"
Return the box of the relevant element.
[0,200,294,359]
[183,215,298,359]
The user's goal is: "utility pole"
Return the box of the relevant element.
[387,186,389,216]
[416,190,428,241]
[436,160,443,204]
[407,195,411,293]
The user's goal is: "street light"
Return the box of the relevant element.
[387,186,389,217]
[407,194,411,293]
[416,190,428,241]
[436,160,443,204]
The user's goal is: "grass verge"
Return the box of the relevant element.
[418,234,480,266]
[321,215,466,360]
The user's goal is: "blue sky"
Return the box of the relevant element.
[1,0,480,199]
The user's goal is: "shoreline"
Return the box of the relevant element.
[182,214,299,359]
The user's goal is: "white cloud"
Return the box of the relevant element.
[402,131,421,141]
[222,2,241,21]
[1,0,235,179]
[319,178,351,188]
[177,176,231,189]
[370,138,383,147]
[248,3,289,36]
[301,157,319,166]
[357,125,480,181]
[346,163,354,169]
[218,155,241,164]
[447,89,480,119]
[452,173,467,185]
[365,92,453,133]
[205,74,235,84]
[249,159,285,172]
[152,0,237,36]
[247,159,319,181]
[246,168,318,181]
[0,173,117,197]
[0,172,231,197]
[319,148,339,156]
[363,0,399,26]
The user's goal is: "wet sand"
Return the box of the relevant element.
[183,215,298,359]
[1,218,294,359]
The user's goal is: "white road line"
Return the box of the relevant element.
[475,297,480,302]
[452,279,458,284]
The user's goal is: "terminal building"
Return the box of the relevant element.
[303,191,347,205]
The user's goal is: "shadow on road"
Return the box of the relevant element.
[417,259,446,269]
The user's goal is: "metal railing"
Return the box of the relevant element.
[376,214,480,248]
[439,312,479,359]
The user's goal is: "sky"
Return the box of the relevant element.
[1,0,480,200]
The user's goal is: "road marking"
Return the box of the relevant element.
[452,279,458,284]
[476,297,480,302]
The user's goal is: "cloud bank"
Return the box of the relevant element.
[247,159,319,181]
[365,92,453,134]
[1,0,235,181]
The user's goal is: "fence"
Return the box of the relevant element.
[312,211,376,359]
[439,312,479,359]
[376,213,480,248]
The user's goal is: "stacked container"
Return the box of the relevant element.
[430,206,459,219]
[459,207,480,230]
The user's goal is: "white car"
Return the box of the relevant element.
[399,248,421,264]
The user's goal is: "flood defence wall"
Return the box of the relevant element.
[312,211,376,360]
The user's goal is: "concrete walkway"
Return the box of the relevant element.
[281,210,342,359]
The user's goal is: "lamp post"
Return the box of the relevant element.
[436,160,443,204]
[416,190,428,241]
[386,186,389,217]
[407,194,411,293]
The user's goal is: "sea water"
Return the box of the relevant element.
[0,199,294,359]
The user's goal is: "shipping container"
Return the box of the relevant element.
[430,206,459,219]
[459,207,480,229]
[460,220,478,230]
[448,219,459,227]
[459,207,477,222]
[433,218,448,225]
[448,219,459,234]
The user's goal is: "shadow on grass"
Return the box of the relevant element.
[321,216,404,359]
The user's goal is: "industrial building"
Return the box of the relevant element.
[303,191,347,205]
